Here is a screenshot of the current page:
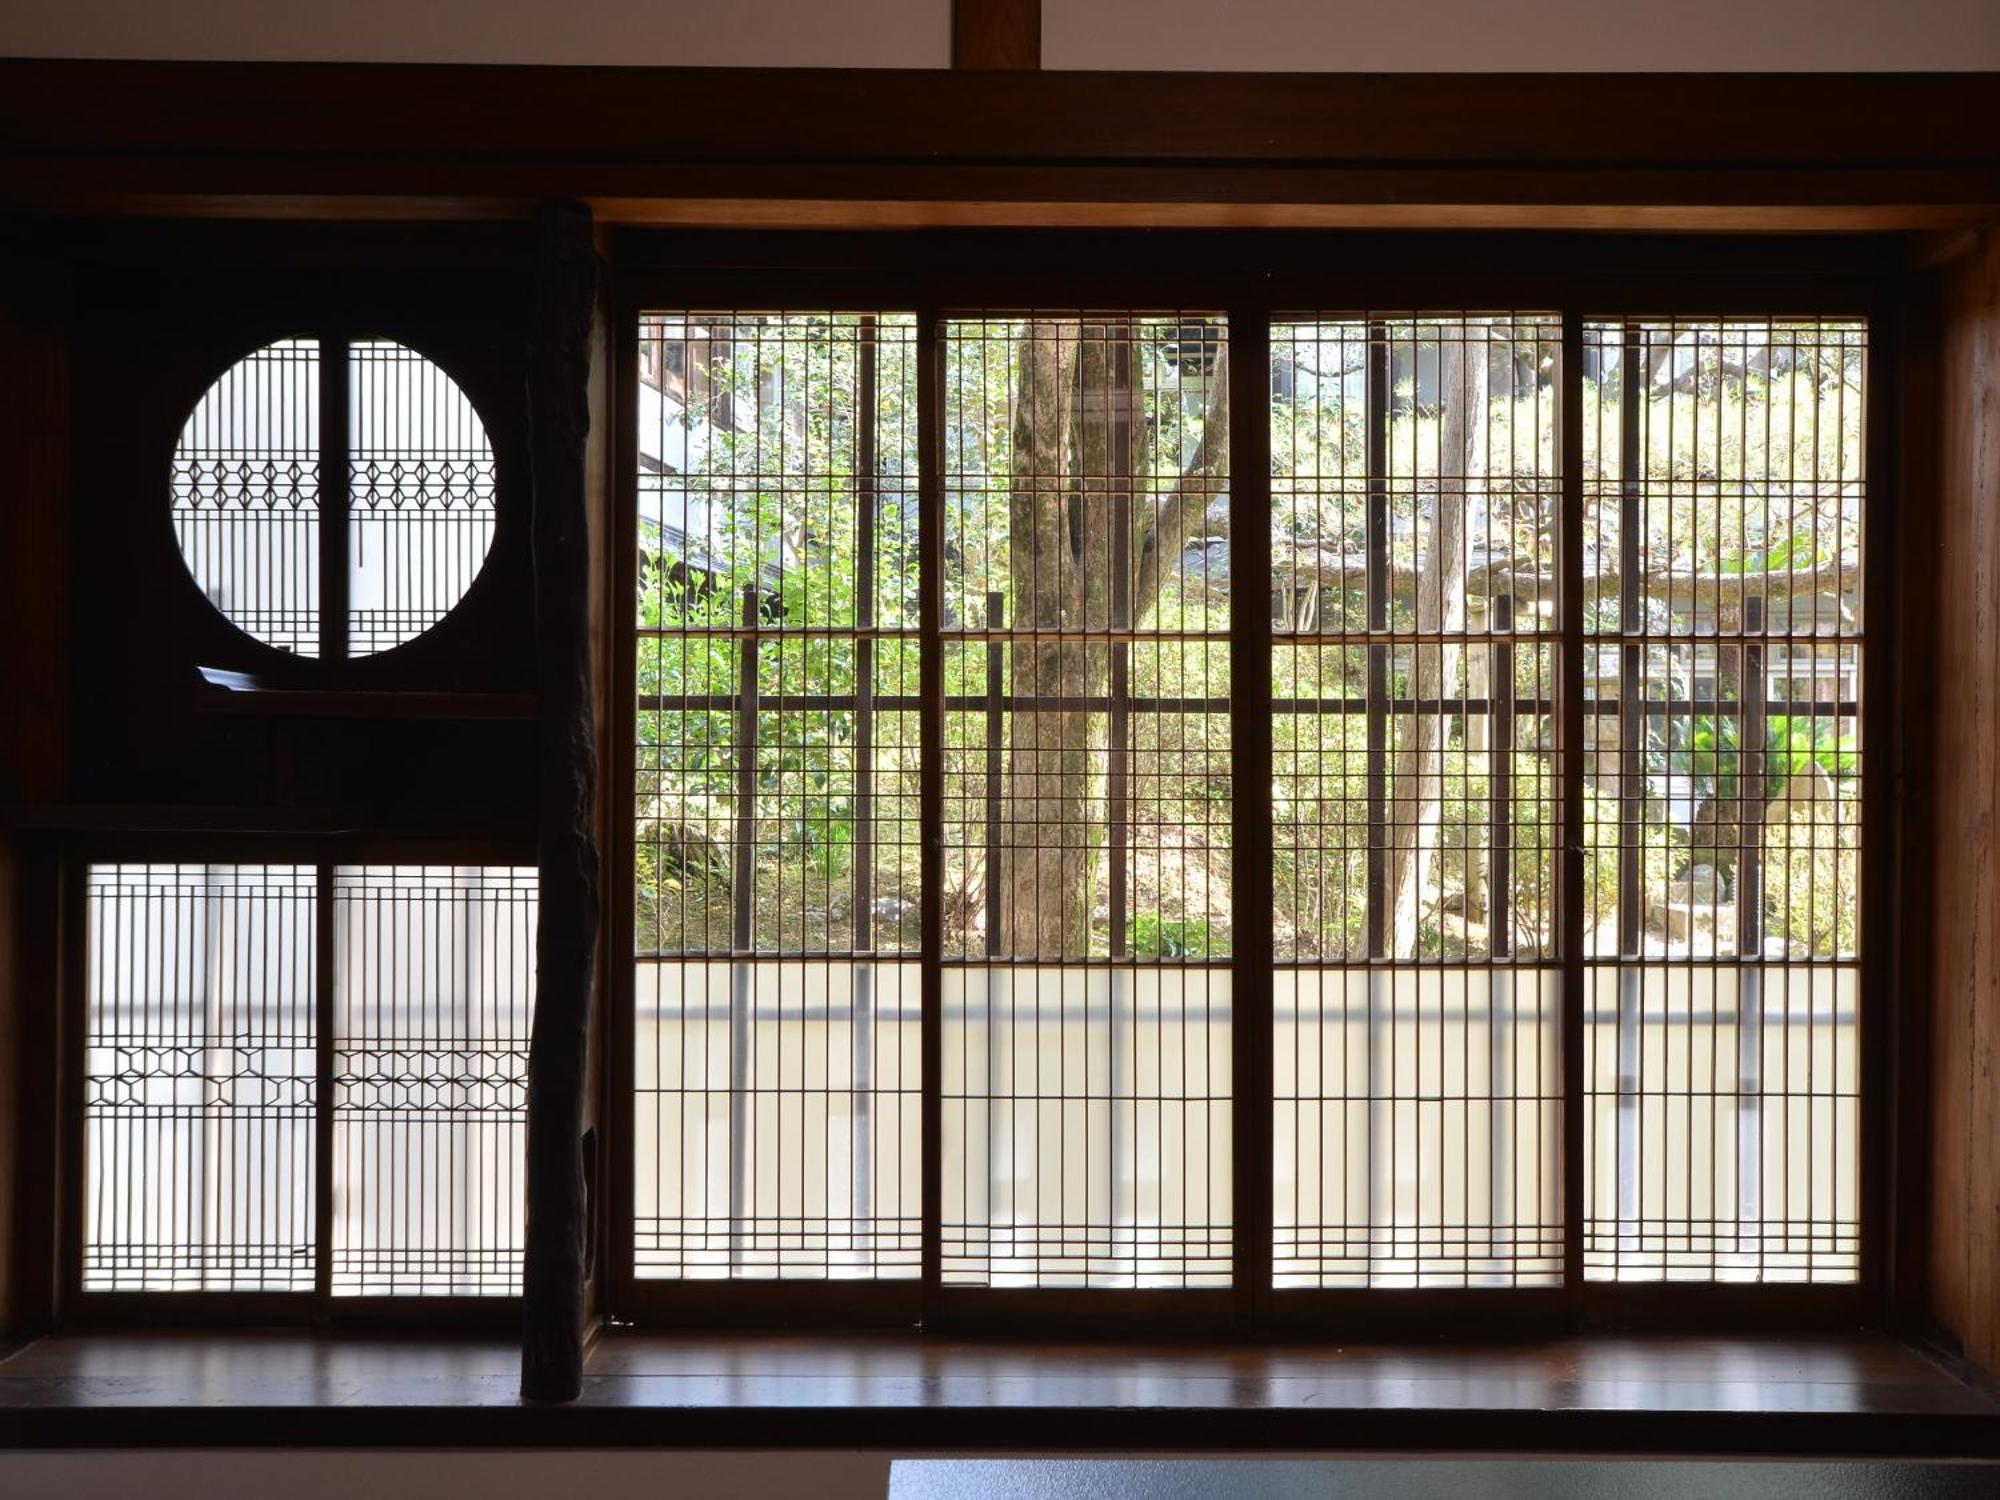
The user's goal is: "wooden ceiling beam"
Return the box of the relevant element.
[2,62,1996,228]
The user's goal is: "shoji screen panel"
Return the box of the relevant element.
[83,865,318,1292]
[1269,314,1564,1289]
[1580,318,1865,1284]
[633,312,923,1280]
[938,313,1233,1289]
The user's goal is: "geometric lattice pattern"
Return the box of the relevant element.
[169,337,496,661]
[633,312,923,1280]
[347,340,498,657]
[936,314,1235,1289]
[1580,319,1865,1283]
[332,866,536,1297]
[82,862,536,1300]
[83,864,318,1291]
[1269,314,1565,1289]
[171,341,323,657]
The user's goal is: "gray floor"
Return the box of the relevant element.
[890,1460,2000,1500]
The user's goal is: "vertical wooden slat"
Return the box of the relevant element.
[1490,591,1516,1260]
[853,317,879,1236]
[1738,598,1767,1243]
[1107,322,1133,1265]
[1491,594,1516,959]
[1362,323,1390,1268]
[918,311,946,1307]
[320,336,351,665]
[854,321,880,951]
[1108,326,1132,965]
[521,200,603,1403]
[1618,324,1645,960]
[1228,308,1273,1323]
[984,592,1005,954]
[728,584,760,1275]
[1613,322,1645,1283]
[1560,310,1587,1302]
[314,865,335,1305]
[1365,325,1390,963]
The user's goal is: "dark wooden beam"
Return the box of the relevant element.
[520,200,603,1403]
[2,63,1997,226]
[954,0,1040,70]
[5,63,1993,166]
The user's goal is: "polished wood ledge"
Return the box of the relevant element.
[2,1331,1996,1455]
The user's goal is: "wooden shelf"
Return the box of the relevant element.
[3,803,353,834]
[193,666,535,720]
[0,803,534,848]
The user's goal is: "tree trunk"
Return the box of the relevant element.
[993,322,1227,958]
[1001,637,1099,955]
[1385,323,1486,958]
[998,322,1096,956]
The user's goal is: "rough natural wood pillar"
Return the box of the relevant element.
[521,200,603,1402]
[1932,230,2000,1382]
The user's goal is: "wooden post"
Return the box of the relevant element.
[521,200,602,1403]
[952,0,1040,70]
[1228,309,1274,1322]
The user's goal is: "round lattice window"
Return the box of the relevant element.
[171,337,498,659]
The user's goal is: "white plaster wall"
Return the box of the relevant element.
[3,0,1995,70]
[0,0,951,67]
[1044,0,2000,72]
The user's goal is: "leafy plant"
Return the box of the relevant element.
[1129,914,1215,960]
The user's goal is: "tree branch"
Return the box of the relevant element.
[1132,346,1229,627]
[1273,540,1857,610]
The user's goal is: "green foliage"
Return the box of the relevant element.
[1768,713,1858,788]
[637,315,1864,967]
[1129,914,1216,959]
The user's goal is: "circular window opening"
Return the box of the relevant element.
[171,336,498,660]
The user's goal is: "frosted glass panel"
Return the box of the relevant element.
[942,965,1233,1288]
[1274,967,1561,1288]
[1585,965,1859,1282]
[634,959,922,1279]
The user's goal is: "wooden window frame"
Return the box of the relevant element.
[606,231,1911,1336]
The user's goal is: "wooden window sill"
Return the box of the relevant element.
[1,1330,1995,1456]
